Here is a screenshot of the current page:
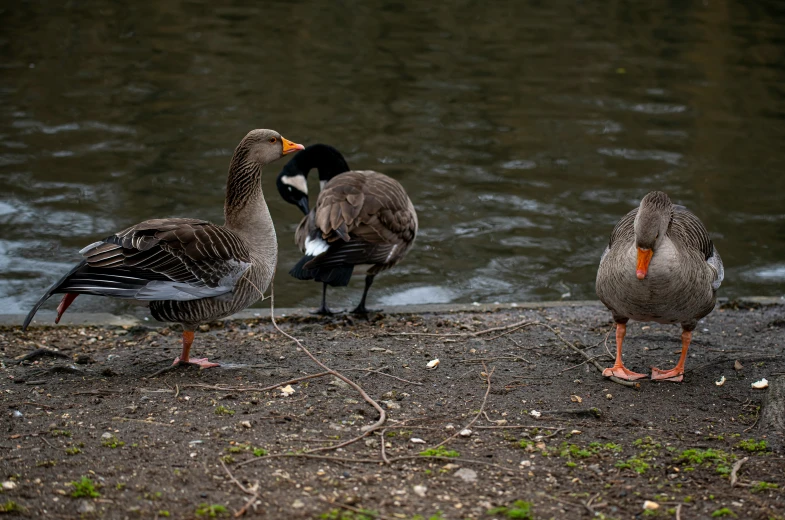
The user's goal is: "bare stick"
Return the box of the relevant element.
[675,504,682,520]
[386,320,534,338]
[535,321,638,389]
[343,368,423,386]
[560,354,609,373]
[474,425,563,431]
[730,456,749,487]
[429,363,494,450]
[220,459,260,517]
[267,280,386,446]
[380,428,390,464]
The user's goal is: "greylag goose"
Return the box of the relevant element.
[276,144,418,315]
[596,191,724,382]
[22,129,304,368]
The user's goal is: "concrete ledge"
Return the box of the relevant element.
[3,296,782,329]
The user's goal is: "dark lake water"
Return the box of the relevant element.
[2,0,785,316]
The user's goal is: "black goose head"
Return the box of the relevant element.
[633,191,673,279]
[276,144,351,215]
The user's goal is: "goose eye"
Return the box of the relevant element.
[269,137,277,143]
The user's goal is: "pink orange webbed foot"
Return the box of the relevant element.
[651,367,684,382]
[602,365,647,381]
[172,357,220,369]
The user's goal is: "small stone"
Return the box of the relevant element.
[280,385,295,396]
[2,481,17,490]
[570,395,582,403]
[519,460,531,467]
[199,324,210,332]
[751,378,769,389]
[606,393,613,400]
[529,410,541,418]
[292,499,304,509]
[410,438,426,444]
[426,359,440,369]
[454,468,477,483]
[381,400,401,410]
[413,485,427,497]
[12,410,23,418]
[77,501,96,514]
[643,500,659,510]
[459,429,472,437]
[101,432,113,439]
[734,360,743,371]
[444,424,455,430]
[240,421,252,428]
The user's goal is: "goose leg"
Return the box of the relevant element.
[602,323,647,380]
[651,329,691,382]
[351,275,379,315]
[311,283,336,315]
[173,329,219,369]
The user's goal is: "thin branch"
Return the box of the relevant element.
[730,457,749,487]
[535,321,639,389]
[267,280,386,449]
[386,320,534,338]
[342,368,423,386]
[429,363,494,450]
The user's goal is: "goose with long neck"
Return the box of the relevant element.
[277,144,418,315]
[596,191,724,382]
[23,129,304,368]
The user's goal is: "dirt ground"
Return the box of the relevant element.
[1,301,784,520]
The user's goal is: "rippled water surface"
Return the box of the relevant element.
[2,0,785,315]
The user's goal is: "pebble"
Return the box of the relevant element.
[77,501,96,514]
[643,500,659,510]
[291,500,305,509]
[2,481,17,490]
[459,429,472,437]
[12,410,23,418]
[454,468,477,483]
[413,485,427,497]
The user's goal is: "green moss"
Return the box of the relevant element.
[419,446,460,458]
[253,447,268,457]
[486,500,534,519]
[220,455,235,464]
[158,511,170,518]
[50,429,72,437]
[35,459,56,467]
[676,448,733,468]
[566,461,577,468]
[615,458,650,474]
[69,476,100,498]
[214,406,235,416]
[737,439,768,452]
[195,504,229,517]
[65,446,82,455]
[0,501,24,513]
[751,481,779,493]
[711,508,736,518]
[102,435,125,449]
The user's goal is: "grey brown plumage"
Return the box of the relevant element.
[23,129,303,367]
[595,191,724,382]
[276,145,417,315]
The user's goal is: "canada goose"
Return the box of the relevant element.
[596,191,724,382]
[23,129,303,368]
[276,144,417,315]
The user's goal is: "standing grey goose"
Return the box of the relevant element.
[22,129,304,368]
[595,191,724,382]
[276,144,418,315]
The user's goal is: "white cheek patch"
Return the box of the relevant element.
[305,236,329,256]
[281,175,308,195]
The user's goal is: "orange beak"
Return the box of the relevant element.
[281,137,305,155]
[636,247,653,280]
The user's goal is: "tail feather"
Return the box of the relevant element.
[22,261,87,331]
[289,255,353,287]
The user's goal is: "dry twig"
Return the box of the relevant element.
[386,319,534,338]
[428,363,494,450]
[536,321,639,389]
[267,281,386,451]
[730,456,749,487]
[220,459,260,517]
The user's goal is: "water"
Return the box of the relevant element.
[2,0,785,316]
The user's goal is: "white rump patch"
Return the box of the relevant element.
[305,236,329,256]
[281,174,308,195]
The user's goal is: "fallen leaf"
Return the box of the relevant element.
[426,359,440,370]
[410,438,426,444]
[570,395,582,403]
[280,385,295,396]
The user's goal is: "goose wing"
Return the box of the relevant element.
[299,171,417,269]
